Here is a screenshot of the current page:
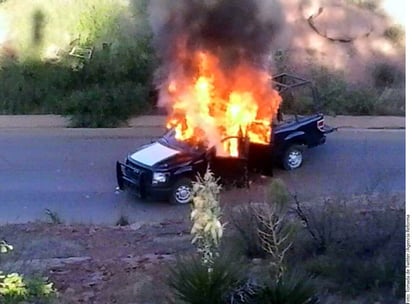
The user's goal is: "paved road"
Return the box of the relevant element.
[0,128,405,224]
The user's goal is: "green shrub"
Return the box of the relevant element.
[0,61,75,114]
[63,82,149,127]
[308,65,404,115]
[168,254,247,304]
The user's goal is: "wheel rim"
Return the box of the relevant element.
[288,150,302,169]
[175,185,192,204]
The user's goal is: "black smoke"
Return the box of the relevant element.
[149,0,284,80]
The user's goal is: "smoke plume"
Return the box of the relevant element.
[149,0,284,102]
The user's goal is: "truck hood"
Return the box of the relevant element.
[129,142,198,168]
[130,142,182,166]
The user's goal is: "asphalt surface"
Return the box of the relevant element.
[0,127,405,224]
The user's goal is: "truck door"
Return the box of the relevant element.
[247,142,273,177]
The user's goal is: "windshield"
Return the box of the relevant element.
[158,129,208,154]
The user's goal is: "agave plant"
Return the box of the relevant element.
[168,254,247,304]
[253,271,319,304]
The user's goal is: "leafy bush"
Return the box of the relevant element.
[63,82,149,127]
[309,65,406,116]
[0,61,75,114]
[168,254,247,304]
[0,0,156,126]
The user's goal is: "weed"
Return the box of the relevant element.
[116,215,129,226]
[44,208,62,224]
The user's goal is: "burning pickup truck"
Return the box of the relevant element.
[116,74,335,204]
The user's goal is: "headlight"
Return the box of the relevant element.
[152,172,168,184]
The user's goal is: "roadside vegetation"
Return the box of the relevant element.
[0,0,155,127]
[0,240,56,303]
[167,171,405,303]
[0,0,405,127]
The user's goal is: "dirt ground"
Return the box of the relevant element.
[0,178,271,304]
[0,220,194,304]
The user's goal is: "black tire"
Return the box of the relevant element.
[170,178,193,205]
[282,144,304,170]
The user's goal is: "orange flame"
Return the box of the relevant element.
[164,50,282,157]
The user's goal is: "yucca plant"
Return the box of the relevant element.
[168,253,246,304]
[190,167,224,267]
[253,271,319,304]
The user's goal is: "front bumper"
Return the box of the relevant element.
[116,161,171,201]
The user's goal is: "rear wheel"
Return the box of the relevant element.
[282,144,304,170]
[170,178,193,205]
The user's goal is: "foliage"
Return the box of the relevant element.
[292,194,405,298]
[229,203,268,259]
[63,81,149,127]
[253,271,319,304]
[254,179,294,281]
[309,65,405,116]
[0,0,156,126]
[0,241,56,303]
[74,0,124,46]
[346,0,382,11]
[383,25,405,46]
[0,272,28,302]
[190,167,224,266]
[168,253,247,304]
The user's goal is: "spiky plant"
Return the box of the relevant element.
[254,178,294,281]
[168,254,247,304]
[253,271,320,304]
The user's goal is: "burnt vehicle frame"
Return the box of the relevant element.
[116,73,335,204]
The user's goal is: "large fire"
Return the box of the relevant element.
[164,50,282,157]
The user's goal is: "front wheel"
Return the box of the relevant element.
[170,178,193,205]
[282,144,304,170]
